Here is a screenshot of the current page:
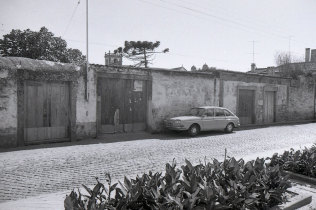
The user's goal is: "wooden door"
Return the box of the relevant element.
[264,91,275,123]
[24,81,70,144]
[98,78,147,133]
[238,89,255,125]
[99,78,125,133]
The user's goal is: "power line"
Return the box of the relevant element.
[62,0,81,37]
[139,0,314,50]
[65,38,119,47]
[137,0,209,22]
[148,0,313,49]
[159,0,291,40]
[173,0,293,39]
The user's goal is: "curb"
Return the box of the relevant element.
[281,195,312,210]
[237,120,315,131]
[284,170,316,186]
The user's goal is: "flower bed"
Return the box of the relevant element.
[64,155,291,210]
[268,144,316,178]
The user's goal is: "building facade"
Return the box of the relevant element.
[0,57,315,147]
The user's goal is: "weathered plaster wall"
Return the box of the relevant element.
[150,70,219,131]
[76,67,97,139]
[0,69,17,147]
[288,76,315,120]
[222,80,288,124]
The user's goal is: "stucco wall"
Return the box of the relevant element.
[222,80,288,124]
[150,71,219,131]
[0,69,17,147]
[76,67,97,139]
[288,76,315,120]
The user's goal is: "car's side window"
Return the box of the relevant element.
[215,109,225,117]
[206,108,214,117]
[224,109,234,116]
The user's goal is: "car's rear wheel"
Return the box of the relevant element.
[225,123,234,133]
[188,124,200,136]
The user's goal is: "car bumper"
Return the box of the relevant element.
[165,126,188,131]
[164,120,188,131]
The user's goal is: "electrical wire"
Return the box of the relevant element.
[63,0,81,37]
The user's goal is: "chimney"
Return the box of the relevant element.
[251,63,256,71]
[311,49,316,63]
[305,48,310,62]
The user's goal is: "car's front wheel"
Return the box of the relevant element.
[188,124,200,136]
[225,123,234,133]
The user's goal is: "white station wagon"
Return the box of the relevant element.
[164,106,240,136]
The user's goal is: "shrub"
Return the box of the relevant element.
[64,156,291,210]
[268,144,316,178]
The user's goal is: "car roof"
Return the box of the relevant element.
[196,106,226,109]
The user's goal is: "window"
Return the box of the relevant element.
[206,108,214,117]
[215,109,225,117]
[224,109,234,116]
[190,108,206,116]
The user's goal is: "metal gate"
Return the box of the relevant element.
[238,89,255,125]
[24,81,70,144]
[97,77,147,133]
[264,91,275,123]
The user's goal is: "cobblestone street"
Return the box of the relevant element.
[0,123,316,204]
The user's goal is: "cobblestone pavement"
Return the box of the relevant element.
[0,123,316,203]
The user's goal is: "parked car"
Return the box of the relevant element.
[164,106,240,136]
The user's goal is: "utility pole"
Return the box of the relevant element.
[86,0,89,71]
[85,0,89,101]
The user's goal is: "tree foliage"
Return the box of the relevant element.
[274,51,292,66]
[0,27,85,64]
[114,41,169,68]
[274,51,303,66]
[274,51,306,79]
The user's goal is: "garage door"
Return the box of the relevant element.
[98,77,147,133]
[24,81,70,144]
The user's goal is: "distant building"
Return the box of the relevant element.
[249,48,316,77]
[104,51,122,66]
[170,66,187,71]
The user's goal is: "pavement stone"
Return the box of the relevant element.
[0,123,316,204]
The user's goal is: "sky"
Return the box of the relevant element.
[0,0,315,72]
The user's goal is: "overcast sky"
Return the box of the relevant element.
[0,0,315,72]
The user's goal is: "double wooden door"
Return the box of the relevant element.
[98,77,147,133]
[24,81,70,144]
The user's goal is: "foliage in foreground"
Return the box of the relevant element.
[64,156,291,210]
[269,144,316,178]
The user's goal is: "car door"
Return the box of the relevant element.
[201,108,216,131]
[214,108,227,129]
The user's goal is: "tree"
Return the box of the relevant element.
[274,51,305,79]
[0,27,85,64]
[274,51,303,66]
[191,65,197,71]
[114,41,169,68]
